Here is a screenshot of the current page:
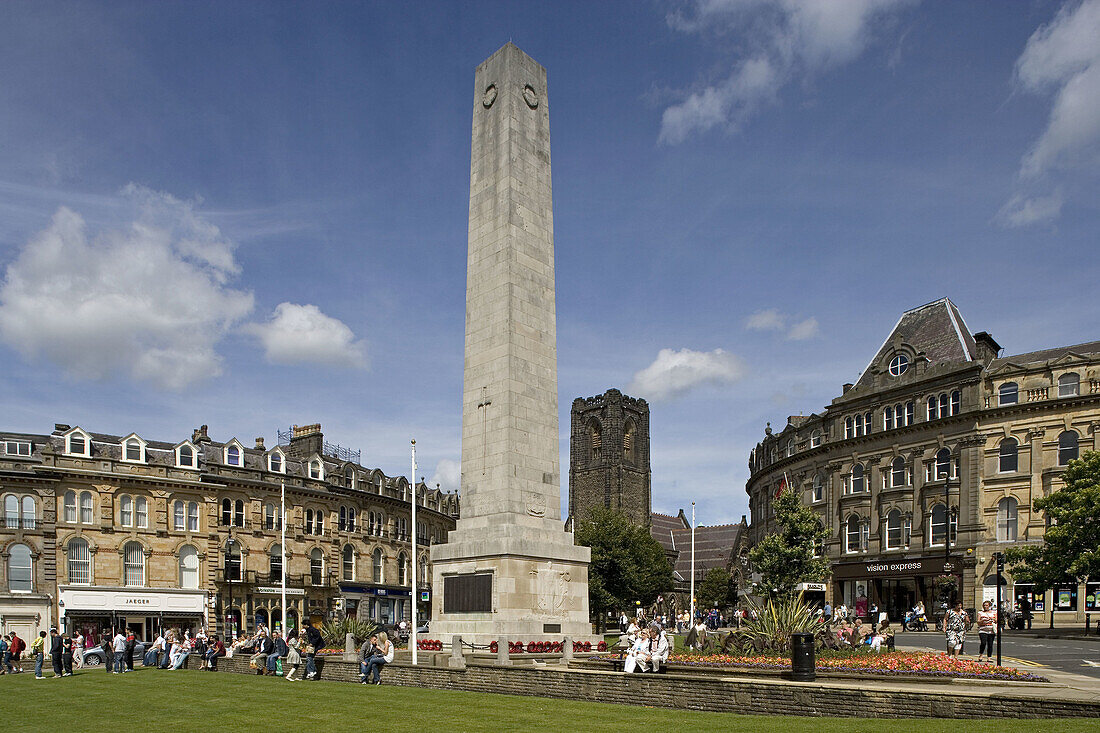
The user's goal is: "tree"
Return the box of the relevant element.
[697,567,737,612]
[748,484,831,599]
[574,507,674,632]
[1005,450,1100,593]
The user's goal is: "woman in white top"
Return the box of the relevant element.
[976,600,997,662]
[72,631,84,669]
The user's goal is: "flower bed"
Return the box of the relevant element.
[663,651,1048,682]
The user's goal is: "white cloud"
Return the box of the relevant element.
[1001,0,1100,226]
[628,347,745,402]
[745,308,786,331]
[248,302,366,368]
[428,458,461,493]
[786,316,819,340]
[0,187,254,390]
[661,0,914,143]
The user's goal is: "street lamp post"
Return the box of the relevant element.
[689,502,696,625]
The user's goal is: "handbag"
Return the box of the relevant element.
[276,658,283,676]
[304,645,315,655]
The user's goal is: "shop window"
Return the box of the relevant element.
[1053,584,1078,611]
[179,545,199,589]
[123,541,145,587]
[1058,431,1079,466]
[999,382,1018,406]
[999,438,1018,473]
[996,497,1018,542]
[67,538,90,585]
[8,544,32,592]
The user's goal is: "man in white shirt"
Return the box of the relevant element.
[112,631,127,674]
[145,633,166,667]
[636,627,670,673]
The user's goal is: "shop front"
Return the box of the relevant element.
[832,556,958,622]
[59,585,207,645]
[339,583,411,625]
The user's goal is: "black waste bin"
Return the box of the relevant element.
[790,632,815,682]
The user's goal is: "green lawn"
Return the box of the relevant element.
[1,666,1098,732]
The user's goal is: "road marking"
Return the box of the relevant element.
[999,656,1045,667]
[1083,660,1100,668]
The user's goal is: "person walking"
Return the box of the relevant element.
[303,623,323,680]
[976,600,998,663]
[0,634,11,675]
[283,632,301,681]
[31,631,46,679]
[943,602,969,660]
[49,629,64,678]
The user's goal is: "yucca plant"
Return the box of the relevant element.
[722,592,822,654]
[320,617,381,647]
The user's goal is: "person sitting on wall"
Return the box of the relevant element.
[362,632,394,685]
[169,637,192,670]
[358,634,380,683]
[204,635,226,670]
[266,631,287,675]
[638,626,670,673]
[870,621,894,653]
[622,629,649,673]
[144,632,166,667]
[249,631,272,673]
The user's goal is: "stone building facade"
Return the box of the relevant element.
[0,422,458,649]
[568,389,651,527]
[747,298,1100,625]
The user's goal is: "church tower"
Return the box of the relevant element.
[568,389,651,527]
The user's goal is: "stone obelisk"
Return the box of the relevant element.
[430,43,591,645]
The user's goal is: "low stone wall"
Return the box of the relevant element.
[188,654,1100,719]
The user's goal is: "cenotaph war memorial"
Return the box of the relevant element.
[429,43,592,646]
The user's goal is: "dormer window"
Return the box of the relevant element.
[309,458,323,480]
[122,435,145,463]
[888,354,909,376]
[66,429,91,457]
[224,442,243,467]
[177,443,197,469]
[268,450,285,473]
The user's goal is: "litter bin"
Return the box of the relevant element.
[790,632,815,682]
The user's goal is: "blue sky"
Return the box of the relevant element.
[1,1,1097,526]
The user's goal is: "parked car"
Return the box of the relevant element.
[81,639,149,667]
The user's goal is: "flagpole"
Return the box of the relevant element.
[410,439,418,666]
[689,501,696,627]
[280,480,286,636]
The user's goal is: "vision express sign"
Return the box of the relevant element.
[831,556,952,580]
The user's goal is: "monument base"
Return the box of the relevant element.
[429,516,594,645]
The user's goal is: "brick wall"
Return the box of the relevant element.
[188,654,1100,719]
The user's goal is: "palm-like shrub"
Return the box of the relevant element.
[320,617,380,647]
[722,593,823,654]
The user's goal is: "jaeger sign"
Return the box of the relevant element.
[831,556,952,580]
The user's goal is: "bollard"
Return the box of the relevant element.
[790,632,816,682]
[343,632,357,663]
[449,636,466,669]
[560,636,573,666]
[496,637,511,666]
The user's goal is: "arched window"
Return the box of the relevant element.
[623,421,636,465]
[3,496,16,528]
[929,504,948,546]
[864,412,872,434]
[310,548,324,585]
[225,541,241,581]
[67,431,88,456]
[80,491,93,524]
[997,497,1018,542]
[372,548,384,583]
[950,390,960,416]
[904,401,914,426]
[891,457,906,488]
[67,538,90,585]
[854,413,863,437]
[588,420,602,461]
[187,502,199,532]
[179,545,199,589]
[339,507,347,532]
[20,496,35,529]
[226,445,241,466]
[999,382,1018,406]
[845,516,861,554]
[1058,431,1079,466]
[935,448,951,480]
[398,552,409,585]
[135,496,147,528]
[221,498,232,526]
[316,510,325,535]
[811,473,824,502]
[269,451,284,473]
[347,508,356,533]
[810,429,822,448]
[1058,372,1080,398]
[269,544,283,580]
[124,439,143,462]
[309,459,323,480]
[885,510,903,549]
[178,444,195,468]
[785,440,794,458]
[345,465,356,488]
[123,541,145,587]
[265,503,278,531]
[927,396,937,421]
[999,438,1018,473]
[64,491,77,523]
[342,544,355,581]
[844,417,853,439]
[850,464,864,494]
[419,556,429,584]
[884,405,895,430]
[119,495,133,527]
[939,393,949,418]
[173,500,185,530]
[8,544,32,591]
[233,499,245,527]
